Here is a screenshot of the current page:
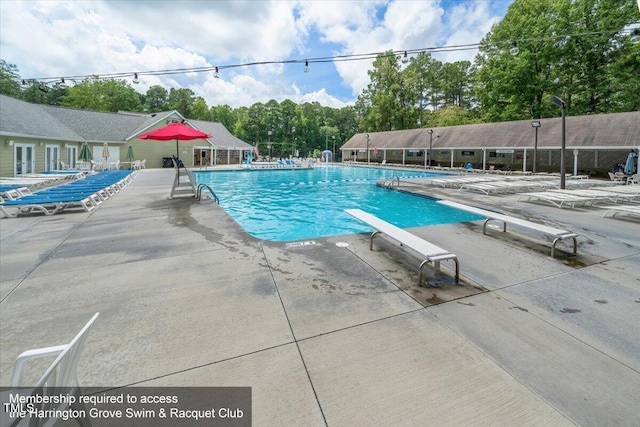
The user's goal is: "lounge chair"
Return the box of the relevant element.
[600,205,640,219]
[518,191,595,209]
[592,185,640,195]
[0,193,99,217]
[2,313,99,427]
[0,186,32,200]
[547,189,630,204]
[90,160,103,171]
[608,172,625,182]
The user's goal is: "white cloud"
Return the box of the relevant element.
[438,1,504,63]
[0,0,511,109]
[298,87,347,108]
[299,0,445,98]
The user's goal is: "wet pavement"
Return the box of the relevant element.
[1,167,638,426]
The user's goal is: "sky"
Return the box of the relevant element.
[0,0,514,109]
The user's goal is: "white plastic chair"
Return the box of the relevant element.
[140,159,146,169]
[2,313,99,427]
[90,160,102,172]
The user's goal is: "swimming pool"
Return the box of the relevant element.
[192,165,482,242]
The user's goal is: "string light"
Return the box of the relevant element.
[132,73,139,84]
[509,41,519,55]
[24,28,637,85]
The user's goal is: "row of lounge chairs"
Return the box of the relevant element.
[519,186,640,209]
[0,171,88,190]
[0,170,136,218]
[243,159,312,169]
[425,174,602,192]
[421,171,640,217]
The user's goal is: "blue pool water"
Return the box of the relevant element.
[192,165,482,242]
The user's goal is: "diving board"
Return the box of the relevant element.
[345,208,459,285]
[437,200,578,258]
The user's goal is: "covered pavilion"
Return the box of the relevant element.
[341,111,640,177]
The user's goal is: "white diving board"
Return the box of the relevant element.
[345,208,459,285]
[437,200,578,258]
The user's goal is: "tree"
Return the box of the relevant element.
[20,80,67,105]
[60,77,142,112]
[429,105,479,127]
[210,105,236,132]
[609,32,640,111]
[355,51,410,132]
[0,60,22,98]
[474,0,639,122]
[168,88,195,117]
[144,85,170,112]
[403,52,434,126]
[191,96,210,120]
[561,0,639,114]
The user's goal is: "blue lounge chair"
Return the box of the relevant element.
[0,193,99,217]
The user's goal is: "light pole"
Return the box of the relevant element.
[332,136,336,162]
[427,129,434,168]
[550,95,566,189]
[325,122,328,150]
[291,126,296,157]
[267,129,272,163]
[365,133,370,164]
[531,120,541,173]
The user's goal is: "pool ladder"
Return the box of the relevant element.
[196,183,219,204]
[383,177,400,188]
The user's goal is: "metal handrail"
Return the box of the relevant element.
[196,183,219,203]
[384,177,400,188]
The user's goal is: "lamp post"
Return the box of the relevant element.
[531,120,541,173]
[332,136,336,162]
[550,96,566,189]
[426,129,434,168]
[365,133,370,164]
[325,122,328,150]
[291,126,296,157]
[267,129,272,163]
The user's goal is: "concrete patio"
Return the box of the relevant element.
[1,168,638,426]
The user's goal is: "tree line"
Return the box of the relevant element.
[1,0,637,158]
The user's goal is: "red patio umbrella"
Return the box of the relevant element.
[138,122,211,161]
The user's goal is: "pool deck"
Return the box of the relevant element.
[1,167,639,426]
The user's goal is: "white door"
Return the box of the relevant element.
[67,146,78,168]
[45,144,60,171]
[14,143,36,175]
[93,145,120,169]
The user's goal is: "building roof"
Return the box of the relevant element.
[41,104,157,143]
[190,120,250,149]
[341,111,640,151]
[0,94,84,142]
[0,95,252,149]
